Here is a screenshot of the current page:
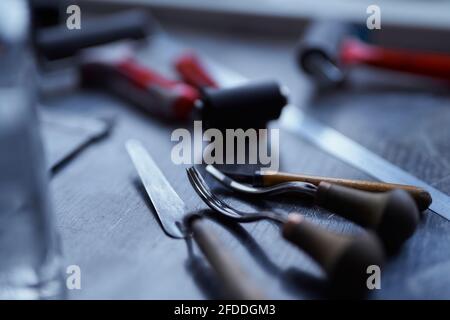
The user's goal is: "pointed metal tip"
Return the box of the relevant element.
[125,139,141,150]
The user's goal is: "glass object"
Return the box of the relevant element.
[0,0,65,299]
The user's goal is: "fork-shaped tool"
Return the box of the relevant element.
[205,165,420,253]
[187,167,385,297]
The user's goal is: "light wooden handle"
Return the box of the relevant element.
[262,171,432,211]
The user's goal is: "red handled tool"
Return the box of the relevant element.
[297,20,450,87]
[36,9,200,121]
[83,48,286,128]
[80,47,200,121]
[114,59,200,120]
[36,9,287,127]
[174,52,219,89]
[341,38,450,82]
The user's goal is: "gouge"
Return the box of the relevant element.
[224,169,432,212]
[207,165,420,254]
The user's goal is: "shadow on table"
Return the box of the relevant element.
[184,235,228,299]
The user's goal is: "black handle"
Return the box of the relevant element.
[198,81,287,129]
[282,214,385,297]
[36,10,153,60]
[315,182,420,253]
[296,20,353,86]
[187,215,265,300]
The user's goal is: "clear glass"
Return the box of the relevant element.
[0,88,66,300]
[0,0,65,300]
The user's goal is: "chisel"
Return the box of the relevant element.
[222,170,432,211]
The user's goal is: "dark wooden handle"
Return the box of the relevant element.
[315,182,420,252]
[282,214,385,297]
[189,217,265,300]
[262,172,432,211]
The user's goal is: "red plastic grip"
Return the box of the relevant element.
[341,38,450,81]
[117,59,200,120]
[174,52,219,89]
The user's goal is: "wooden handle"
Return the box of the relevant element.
[315,182,420,253]
[188,216,265,300]
[282,214,385,297]
[262,171,432,211]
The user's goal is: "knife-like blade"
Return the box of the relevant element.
[126,139,185,238]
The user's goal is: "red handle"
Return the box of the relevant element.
[118,59,180,89]
[116,59,200,120]
[341,38,450,81]
[174,52,219,89]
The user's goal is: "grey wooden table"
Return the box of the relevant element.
[43,23,450,299]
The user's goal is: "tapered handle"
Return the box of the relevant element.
[188,216,265,300]
[262,171,432,211]
[282,214,385,297]
[315,182,420,252]
[36,10,152,60]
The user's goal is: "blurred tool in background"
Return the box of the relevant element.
[175,53,219,89]
[175,52,287,129]
[297,20,450,88]
[81,47,201,121]
[187,166,386,298]
[31,8,287,129]
[81,42,286,129]
[0,0,65,299]
[29,0,65,29]
[36,9,151,61]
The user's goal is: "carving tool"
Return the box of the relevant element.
[35,10,151,60]
[36,12,287,128]
[205,165,420,253]
[280,107,450,221]
[175,52,219,89]
[125,139,264,299]
[217,168,432,211]
[34,9,200,121]
[40,112,113,173]
[297,20,450,87]
[198,53,450,221]
[81,50,201,121]
[82,46,286,127]
[187,166,385,298]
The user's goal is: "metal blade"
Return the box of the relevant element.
[198,55,450,221]
[126,139,185,238]
[279,106,450,220]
